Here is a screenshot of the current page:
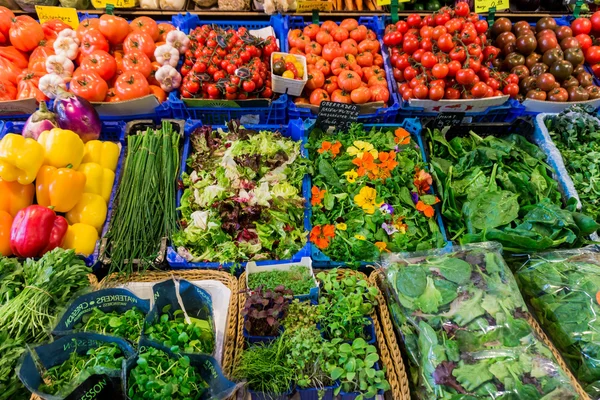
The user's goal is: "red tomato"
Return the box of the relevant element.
[123,31,156,59]
[456,68,476,85]
[455,1,470,16]
[322,42,343,62]
[114,71,150,101]
[350,86,371,104]
[303,24,320,40]
[70,69,108,102]
[407,14,422,28]
[445,87,460,99]
[309,88,330,105]
[338,70,362,91]
[572,17,592,36]
[80,29,110,61]
[130,17,159,41]
[331,89,351,104]
[122,51,152,78]
[503,82,519,98]
[157,23,176,42]
[340,19,359,32]
[306,70,325,90]
[331,27,349,42]
[76,18,100,42]
[471,82,488,98]
[80,50,117,81]
[586,46,600,64]
[402,35,420,54]
[576,34,593,51]
[0,6,14,44]
[370,85,389,102]
[413,84,429,99]
[591,11,600,32]
[421,52,438,68]
[429,85,444,100]
[0,80,16,100]
[9,16,44,52]
[98,14,129,46]
[432,63,449,79]
[437,34,455,53]
[41,19,71,41]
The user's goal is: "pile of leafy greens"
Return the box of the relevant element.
[427,128,599,252]
[173,120,309,263]
[516,247,600,398]
[308,123,445,265]
[383,243,579,399]
[545,105,600,227]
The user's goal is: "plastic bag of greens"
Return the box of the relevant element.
[516,246,600,399]
[380,242,582,399]
[18,332,135,399]
[123,339,239,400]
[53,289,150,345]
[142,279,216,356]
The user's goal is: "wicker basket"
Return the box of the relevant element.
[235,269,404,400]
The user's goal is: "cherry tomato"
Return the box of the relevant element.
[456,68,475,85]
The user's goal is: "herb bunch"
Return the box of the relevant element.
[128,347,208,400]
[76,307,145,343]
[39,343,124,396]
[286,327,334,390]
[242,285,293,336]
[145,305,215,354]
[0,257,24,306]
[0,333,26,400]
[103,121,180,275]
[248,265,315,295]
[282,299,319,332]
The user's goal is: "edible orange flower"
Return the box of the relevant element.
[318,141,342,158]
[375,241,390,252]
[310,224,335,249]
[352,152,378,177]
[416,201,435,218]
[414,169,432,194]
[311,186,326,206]
[394,128,411,145]
[378,151,398,171]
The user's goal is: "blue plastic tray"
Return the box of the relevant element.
[0,120,126,267]
[284,16,400,123]
[307,118,450,268]
[167,118,311,270]
[169,14,288,125]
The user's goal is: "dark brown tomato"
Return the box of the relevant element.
[503,43,517,56]
[505,52,526,70]
[538,35,559,53]
[560,37,581,50]
[568,85,590,101]
[526,88,547,100]
[496,32,517,49]
[562,76,580,88]
[536,72,556,91]
[564,47,584,66]
[492,18,512,37]
[536,17,558,33]
[492,57,504,69]
[531,62,549,77]
[548,87,569,101]
[516,35,537,55]
[520,76,538,93]
[550,60,573,81]
[536,29,557,40]
[511,65,530,79]
[586,85,600,99]
[514,21,533,36]
[555,26,573,41]
[573,64,586,75]
[577,71,594,87]
[526,53,542,69]
[542,48,564,66]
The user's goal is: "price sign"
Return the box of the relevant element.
[377,0,409,7]
[91,0,135,8]
[35,6,79,29]
[474,0,508,13]
[432,112,465,130]
[317,101,359,133]
[296,0,332,11]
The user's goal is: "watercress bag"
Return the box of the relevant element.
[515,246,600,399]
[141,279,216,356]
[380,242,582,399]
[18,332,135,400]
[52,288,151,341]
[123,339,239,400]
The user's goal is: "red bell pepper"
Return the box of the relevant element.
[10,205,68,257]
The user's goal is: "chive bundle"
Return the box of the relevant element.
[104,121,180,275]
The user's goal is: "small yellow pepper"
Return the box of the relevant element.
[66,193,108,232]
[36,166,87,213]
[82,140,120,172]
[0,134,45,184]
[37,128,84,169]
[62,223,98,256]
[0,178,35,217]
[78,163,115,203]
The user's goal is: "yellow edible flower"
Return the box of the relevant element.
[344,170,358,183]
[354,234,366,240]
[336,223,347,231]
[347,141,378,159]
[354,186,383,214]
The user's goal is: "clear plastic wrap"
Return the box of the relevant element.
[516,246,600,399]
[381,242,580,399]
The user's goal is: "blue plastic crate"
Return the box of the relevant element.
[169,14,288,125]
[1,120,126,268]
[167,118,311,270]
[307,118,450,268]
[285,16,400,123]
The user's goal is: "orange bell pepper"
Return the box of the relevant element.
[36,166,86,213]
[0,210,12,256]
[0,178,34,217]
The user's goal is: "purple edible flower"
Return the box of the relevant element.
[380,203,394,214]
[411,192,419,204]
[382,222,398,236]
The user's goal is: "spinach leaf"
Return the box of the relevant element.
[464,190,519,231]
[396,264,427,298]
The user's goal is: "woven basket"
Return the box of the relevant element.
[235,268,403,400]
[369,271,411,400]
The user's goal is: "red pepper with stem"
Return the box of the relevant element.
[10,205,68,257]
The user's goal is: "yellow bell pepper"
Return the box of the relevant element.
[37,128,84,169]
[0,134,45,184]
[66,193,108,232]
[82,140,120,172]
[78,163,115,203]
[36,166,87,213]
[0,179,35,217]
[62,223,99,256]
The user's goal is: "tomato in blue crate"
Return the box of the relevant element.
[180,24,278,100]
